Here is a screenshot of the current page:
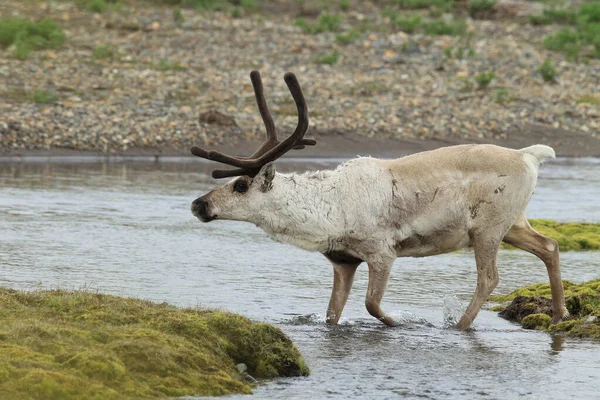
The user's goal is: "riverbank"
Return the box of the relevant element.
[0,288,309,399]
[489,279,600,340]
[2,124,600,160]
[1,0,599,156]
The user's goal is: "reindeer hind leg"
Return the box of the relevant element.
[502,215,567,323]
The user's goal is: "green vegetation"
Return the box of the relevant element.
[152,58,186,71]
[537,2,600,59]
[173,7,185,23]
[475,71,494,88]
[392,15,422,34]
[0,18,66,59]
[444,45,475,59]
[391,0,454,11]
[72,0,122,13]
[468,0,496,18]
[92,45,116,60]
[0,288,309,399]
[579,1,600,23]
[30,91,59,104]
[315,51,339,65]
[135,0,260,11]
[537,58,557,82]
[543,28,582,60]
[421,19,466,36]
[489,279,600,340]
[459,77,474,92]
[336,29,360,45]
[530,8,577,25]
[575,95,600,105]
[382,8,465,35]
[295,13,343,34]
[339,0,350,11]
[494,88,510,104]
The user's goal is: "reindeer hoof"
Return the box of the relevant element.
[456,317,473,331]
[551,308,570,324]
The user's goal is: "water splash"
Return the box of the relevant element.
[287,313,325,325]
[388,310,435,327]
[442,293,464,329]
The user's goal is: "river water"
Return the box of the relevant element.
[0,157,599,399]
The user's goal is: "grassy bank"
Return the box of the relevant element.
[502,219,600,251]
[0,288,309,399]
[489,280,600,340]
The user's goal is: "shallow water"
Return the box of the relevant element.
[0,158,599,399]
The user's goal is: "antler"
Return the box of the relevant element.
[191,71,316,179]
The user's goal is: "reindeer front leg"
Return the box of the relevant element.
[365,258,400,327]
[326,259,360,324]
[456,235,500,330]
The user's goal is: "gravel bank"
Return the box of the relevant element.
[1,0,599,156]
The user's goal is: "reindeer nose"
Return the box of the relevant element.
[191,198,212,221]
[191,197,207,213]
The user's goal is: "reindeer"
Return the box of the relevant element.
[190,71,568,330]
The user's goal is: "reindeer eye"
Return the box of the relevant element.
[233,180,248,193]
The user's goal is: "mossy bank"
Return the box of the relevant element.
[490,279,600,340]
[0,288,309,399]
[503,220,600,251]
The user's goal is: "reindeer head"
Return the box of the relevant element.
[191,71,316,223]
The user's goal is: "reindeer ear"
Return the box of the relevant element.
[256,163,275,192]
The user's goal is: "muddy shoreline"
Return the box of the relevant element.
[2,124,599,161]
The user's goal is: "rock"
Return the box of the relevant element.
[199,110,238,127]
[499,296,553,323]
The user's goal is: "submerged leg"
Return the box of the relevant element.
[457,235,500,330]
[502,216,567,323]
[325,259,360,324]
[365,259,399,327]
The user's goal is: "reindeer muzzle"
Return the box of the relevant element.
[191,197,215,222]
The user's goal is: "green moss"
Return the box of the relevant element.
[500,220,600,251]
[0,288,308,399]
[521,313,552,329]
[490,279,600,302]
[491,279,600,340]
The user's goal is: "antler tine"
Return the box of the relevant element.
[238,72,310,165]
[250,71,277,146]
[192,71,316,178]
